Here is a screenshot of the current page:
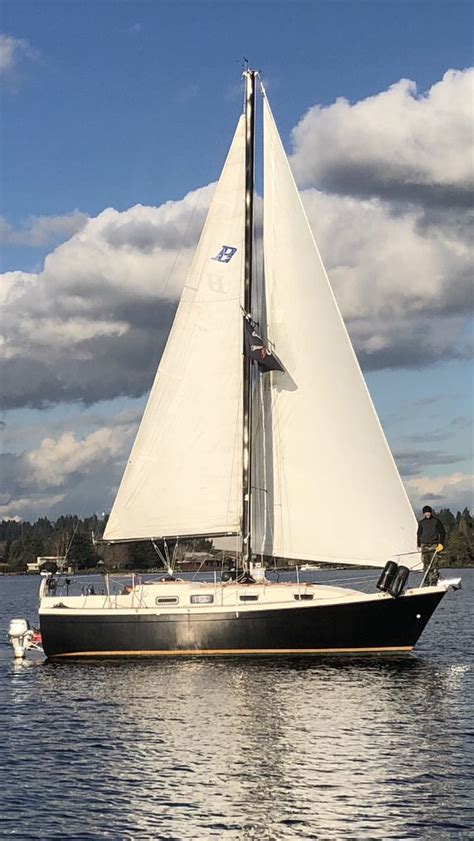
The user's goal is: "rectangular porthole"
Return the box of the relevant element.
[239,595,259,602]
[155,596,179,605]
[294,594,314,601]
[190,594,214,604]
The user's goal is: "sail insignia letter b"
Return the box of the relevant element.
[212,245,237,263]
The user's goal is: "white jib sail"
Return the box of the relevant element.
[104,117,246,541]
[260,96,419,569]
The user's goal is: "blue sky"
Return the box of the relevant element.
[3,0,473,232]
[1,0,473,520]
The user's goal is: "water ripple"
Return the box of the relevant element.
[1,571,473,839]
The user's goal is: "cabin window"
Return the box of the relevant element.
[155,596,179,605]
[190,594,214,604]
[239,594,259,602]
[294,593,314,601]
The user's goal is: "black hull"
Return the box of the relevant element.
[40,589,445,658]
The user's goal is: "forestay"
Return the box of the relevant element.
[259,95,419,569]
[104,117,246,541]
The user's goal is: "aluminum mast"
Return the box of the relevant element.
[241,69,256,574]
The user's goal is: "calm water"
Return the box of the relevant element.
[1,570,473,840]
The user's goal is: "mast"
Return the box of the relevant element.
[241,69,257,574]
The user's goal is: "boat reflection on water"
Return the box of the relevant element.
[5,633,468,840]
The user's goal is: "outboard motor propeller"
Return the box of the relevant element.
[388,565,409,598]
[376,561,399,593]
[8,618,33,659]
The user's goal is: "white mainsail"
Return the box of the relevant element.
[259,95,419,569]
[104,117,246,541]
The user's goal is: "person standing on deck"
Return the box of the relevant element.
[417,505,446,585]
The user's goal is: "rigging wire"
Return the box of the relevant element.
[151,539,168,570]
[63,519,80,562]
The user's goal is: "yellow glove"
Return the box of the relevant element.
[436,544,444,552]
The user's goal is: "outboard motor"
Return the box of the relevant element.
[8,618,33,659]
[376,561,399,593]
[388,565,409,598]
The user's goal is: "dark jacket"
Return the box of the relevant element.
[417,516,446,547]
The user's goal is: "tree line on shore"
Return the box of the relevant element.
[1,507,473,572]
[0,514,212,572]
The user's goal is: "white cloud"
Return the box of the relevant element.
[0,33,36,78]
[395,449,465,477]
[1,418,138,520]
[1,188,212,408]
[1,400,471,523]
[291,68,474,206]
[0,211,89,246]
[405,472,474,513]
[0,67,472,418]
[0,494,65,519]
[0,269,36,305]
[17,317,129,348]
[1,190,471,405]
[26,425,134,486]
[300,189,472,370]
[0,34,27,72]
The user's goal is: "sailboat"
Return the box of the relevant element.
[37,71,461,658]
